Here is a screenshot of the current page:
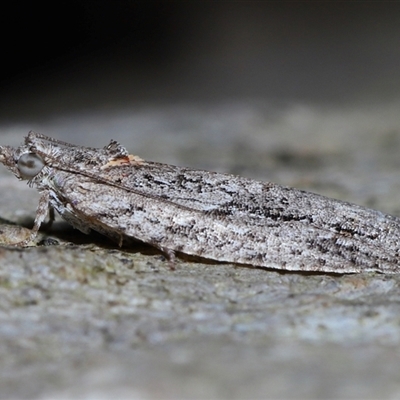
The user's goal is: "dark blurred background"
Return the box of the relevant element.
[1,1,400,122]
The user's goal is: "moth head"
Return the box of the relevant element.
[0,146,45,180]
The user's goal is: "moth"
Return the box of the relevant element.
[0,131,399,273]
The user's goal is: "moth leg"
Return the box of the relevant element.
[118,233,124,248]
[15,191,50,246]
[40,206,55,231]
[161,247,176,270]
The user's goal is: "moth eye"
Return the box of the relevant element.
[17,153,45,179]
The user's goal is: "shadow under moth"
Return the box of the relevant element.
[0,131,399,273]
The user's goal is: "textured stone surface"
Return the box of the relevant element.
[1,101,400,399]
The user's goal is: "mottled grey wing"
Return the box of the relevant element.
[56,161,400,273]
